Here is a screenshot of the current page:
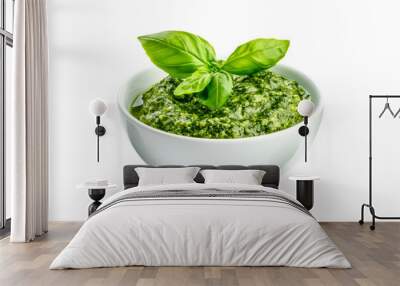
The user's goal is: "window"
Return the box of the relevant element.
[0,0,13,234]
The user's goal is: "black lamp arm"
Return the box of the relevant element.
[298,116,310,162]
[94,116,106,162]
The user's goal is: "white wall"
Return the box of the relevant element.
[48,0,400,221]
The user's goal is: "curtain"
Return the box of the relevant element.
[9,0,48,242]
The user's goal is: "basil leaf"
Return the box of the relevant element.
[138,31,216,79]
[199,72,233,110]
[174,68,212,97]
[222,39,289,75]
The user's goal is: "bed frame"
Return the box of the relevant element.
[123,165,280,189]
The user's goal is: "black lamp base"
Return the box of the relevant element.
[298,125,309,136]
[95,126,106,136]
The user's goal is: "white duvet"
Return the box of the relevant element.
[50,183,350,269]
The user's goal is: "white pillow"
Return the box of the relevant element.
[135,167,200,186]
[200,169,266,185]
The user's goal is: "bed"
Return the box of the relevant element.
[50,165,350,269]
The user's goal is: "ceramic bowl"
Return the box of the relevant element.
[118,65,322,165]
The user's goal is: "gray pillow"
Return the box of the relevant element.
[200,169,266,185]
[135,167,200,186]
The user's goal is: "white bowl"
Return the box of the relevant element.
[118,65,323,165]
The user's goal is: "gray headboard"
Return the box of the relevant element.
[123,165,280,189]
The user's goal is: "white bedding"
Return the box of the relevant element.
[50,183,350,269]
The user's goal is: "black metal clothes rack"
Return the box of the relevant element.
[359,95,400,230]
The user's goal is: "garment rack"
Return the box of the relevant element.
[359,95,400,230]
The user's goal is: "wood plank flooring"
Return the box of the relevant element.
[0,222,399,286]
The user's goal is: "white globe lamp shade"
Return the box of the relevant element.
[89,99,107,116]
[297,99,315,117]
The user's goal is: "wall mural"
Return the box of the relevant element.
[118,31,322,165]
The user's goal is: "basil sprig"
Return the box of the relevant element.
[222,38,290,75]
[138,31,289,109]
[199,71,233,109]
[174,67,212,97]
[138,31,216,79]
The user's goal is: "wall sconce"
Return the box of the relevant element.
[89,99,107,162]
[297,99,315,162]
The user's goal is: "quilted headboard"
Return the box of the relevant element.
[123,165,280,189]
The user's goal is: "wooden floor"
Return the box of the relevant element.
[0,222,399,286]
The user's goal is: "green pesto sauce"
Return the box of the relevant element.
[129,70,309,139]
